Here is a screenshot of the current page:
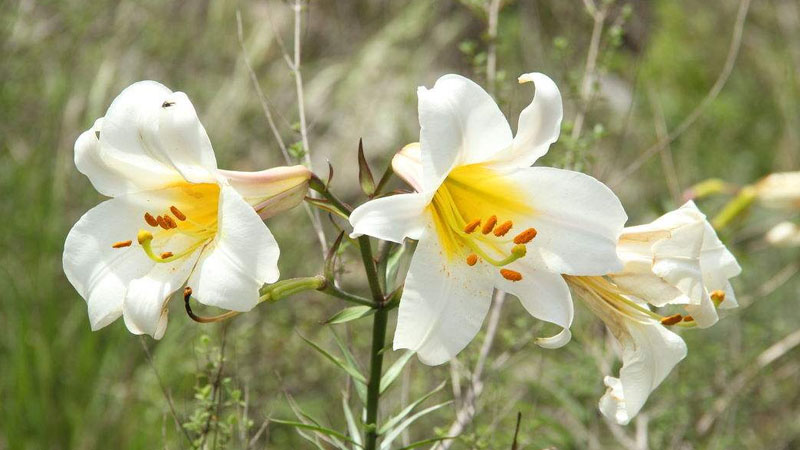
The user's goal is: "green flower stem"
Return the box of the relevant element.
[309,175,353,216]
[320,283,375,307]
[358,235,388,450]
[259,276,326,303]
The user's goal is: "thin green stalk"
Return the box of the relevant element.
[358,235,388,450]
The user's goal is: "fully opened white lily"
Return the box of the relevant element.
[349,73,627,365]
[611,201,742,327]
[64,81,311,338]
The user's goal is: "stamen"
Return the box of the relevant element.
[710,290,726,306]
[111,240,132,248]
[500,269,523,282]
[513,228,538,244]
[163,215,178,229]
[511,244,527,257]
[466,254,478,266]
[137,230,154,244]
[160,251,174,259]
[481,215,497,234]
[156,215,170,230]
[682,315,694,322]
[184,286,192,298]
[493,221,513,237]
[464,218,481,234]
[660,314,683,326]
[170,206,187,221]
[144,213,158,227]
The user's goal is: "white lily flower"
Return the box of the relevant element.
[349,73,627,365]
[568,276,687,426]
[610,201,741,328]
[63,81,311,338]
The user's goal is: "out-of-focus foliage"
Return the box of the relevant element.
[1,0,798,448]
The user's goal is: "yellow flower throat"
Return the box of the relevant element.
[111,183,220,263]
[428,164,538,281]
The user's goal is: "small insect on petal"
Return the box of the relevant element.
[160,251,173,259]
[513,228,538,244]
[111,240,132,249]
[464,218,481,234]
[466,254,478,266]
[144,212,158,227]
[500,269,523,282]
[481,215,497,234]
[493,221,513,237]
[660,314,683,326]
[163,215,178,229]
[169,206,187,221]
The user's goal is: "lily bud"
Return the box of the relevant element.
[754,172,800,211]
[391,143,423,192]
[765,221,800,247]
[218,165,312,219]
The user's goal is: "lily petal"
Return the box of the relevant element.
[123,246,202,339]
[391,143,423,192]
[418,74,512,191]
[63,195,156,330]
[218,165,311,219]
[599,319,687,425]
[493,72,563,168]
[349,192,429,243]
[188,186,280,312]
[505,167,627,275]
[393,221,494,365]
[78,81,217,196]
[495,265,573,348]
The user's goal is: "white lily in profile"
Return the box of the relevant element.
[349,73,627,365]
[566,202,741,425]
[611,201,742,327]
[63,81,311,339]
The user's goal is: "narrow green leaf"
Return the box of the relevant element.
[379,401,453,450]
[305,196,349,220]
[298,332,367,384]
[396,436,458,450]
[326,305,376,325]
[341,394,363,447]
[330,330,368,404]
[270,419,360,447]
[326,159,335,188]
[284,391,348,449]
[357,139,376,196]
[325,231,345,280]
[379,351,415,394]
[378,380,446,435]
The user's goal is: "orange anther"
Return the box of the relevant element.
[144,212,158,227]
[170,206,187,221]
[500,269,522,282]
[481,215,497,234]
[660,314,683,326]
[493,221,513,237]
[513,228,538,244]
[183,286,193,298]
[156,215,169,230]
[163,215,177,229]
[111,240,132,248]
[160,251,173,259]
[682,315,694,322]
[464,218,481,233]
[466,254,478,266]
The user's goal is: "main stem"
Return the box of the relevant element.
[359,235,387,450]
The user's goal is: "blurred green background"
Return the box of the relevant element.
[1,0,798,448]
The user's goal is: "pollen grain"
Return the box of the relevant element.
[466,254,478,266]
[493,221,513,237]
[111,240,132,249]
[170,206,187,221]
[500,269,522,282]
[160,251,174,259]
[513,228,538,244]
[463,218,481,234]
[481,215,497,234]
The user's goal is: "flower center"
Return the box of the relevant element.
[428,164,537,281]
[112,182,220,263]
